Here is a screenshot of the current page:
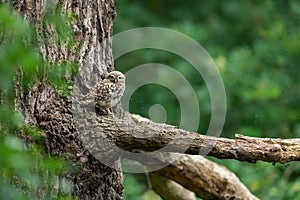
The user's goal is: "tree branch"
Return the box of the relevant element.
[149,172,196,200]
[152,153,259,200]
[94,113,300,164]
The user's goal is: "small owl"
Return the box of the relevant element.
[95,71,125,114]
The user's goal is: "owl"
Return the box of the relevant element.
[95,71,125,114]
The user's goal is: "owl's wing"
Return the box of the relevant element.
[79,89,96,105]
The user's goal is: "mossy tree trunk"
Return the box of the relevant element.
[8,0,123,199]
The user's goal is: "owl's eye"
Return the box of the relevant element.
[118,76,123,79]
[108,75,114,80]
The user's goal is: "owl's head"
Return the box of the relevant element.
[107,71,125,83]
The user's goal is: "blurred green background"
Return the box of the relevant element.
[113,0,300,199]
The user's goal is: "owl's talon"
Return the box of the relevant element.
[96,107,113,116]
[106,108,113,116]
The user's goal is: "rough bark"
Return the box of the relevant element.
[9,0,124,199]
[149,172,197,200]
[95,114,300,164]
[26,84,124,199]
[153,153,259,200]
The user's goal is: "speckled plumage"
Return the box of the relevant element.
[95,71,125,110]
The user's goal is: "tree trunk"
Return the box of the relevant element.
[9,0,123,199]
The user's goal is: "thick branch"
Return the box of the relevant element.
[153,153,258,200]
[95,113,300,164]
[149,172,196,200]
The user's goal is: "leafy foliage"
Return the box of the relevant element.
[0,4,74,199]
[114,1,300,199]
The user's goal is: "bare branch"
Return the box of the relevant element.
[153,153,259,200]
[94,113,300,164]
[149,172,196,200]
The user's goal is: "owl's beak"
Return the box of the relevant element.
[114,78,118,83]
